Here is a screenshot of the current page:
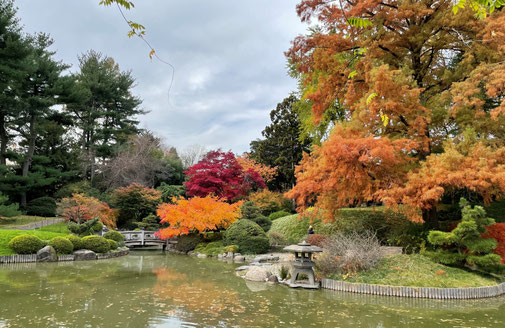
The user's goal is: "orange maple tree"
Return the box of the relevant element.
[156,195,242,239]
[57,193,118,228]
[286,0,505,223]
[237,154,277,183]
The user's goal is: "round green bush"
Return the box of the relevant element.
[8,235,45,254]
[107,239,119,250]
[224,219,270,254]
[48,237,74,254]
[223,245,239,253]
[91,220,104,233]
[81,235,111,253]
[103,230,125,243]
[268,210,290,221]
[26,197,57,217]
[250,215,272,232]
[66,235,83,250]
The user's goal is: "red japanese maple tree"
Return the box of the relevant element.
[184,150,265,201]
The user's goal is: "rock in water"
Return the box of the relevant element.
[37,246,57,262]
[234,255,246,262]
[267,275,279,283]
[197,253,207,258]
[244,267,272,282]
[74,249,97,261]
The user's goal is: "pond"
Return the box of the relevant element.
[0,251,504,327]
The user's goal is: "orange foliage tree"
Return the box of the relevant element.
[286,0,505,224]
[156,195,242,239]
[57,193,118,228]
[237,154,277,183]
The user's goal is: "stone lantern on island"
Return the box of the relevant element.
[283,241,323,289]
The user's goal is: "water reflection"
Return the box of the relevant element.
[0,251,503,327]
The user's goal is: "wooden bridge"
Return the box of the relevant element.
[119,230,170,248]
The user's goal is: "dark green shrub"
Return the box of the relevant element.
[223,245,239,253]
[26,197,57,217]
[224,219,270,254]
[240,202,271,232]
[175,233,202,253]
[269,210,290,221]
[426,198,505,273]
[103,231,125,243]
[194,241,225,256]
[81,235,111,253]
[203,231,223,242]
[108,239,119,250]
[157,183,185,203]
[267,231,287,246]
[0,192,21,217]
[54,180,103,200]
[66,235,83,250]
[67,218,103,236]
[8,235,45,254]
[48,237,73,254]
[250,215,272,232]
[134,214,161,231]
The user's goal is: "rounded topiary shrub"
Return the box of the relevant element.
[66,235,83,250]
[26,197,57,217]
[81,235,110,253]
[103,231,124,243]
[91,220,104,233]
[224,219,270,254]
[48,237,74,254]
[107,239,119,250]
[268,210,290,221]
[8,235,45,254]
[250,215,272,232]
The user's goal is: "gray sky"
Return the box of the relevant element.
[15,0,307,154]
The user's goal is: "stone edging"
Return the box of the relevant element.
[321,278,505,299]
[0,249,129,264]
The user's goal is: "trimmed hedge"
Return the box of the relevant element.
[103,231,125,243]
[26,197,57,217]
[224,219,269,254]
[66,235,83,250]
[268,210,290,221]
[81,235,110,253]
[8,235,45,254]
[108,239,119,250]
[48,237,74,254]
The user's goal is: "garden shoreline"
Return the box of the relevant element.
[0,248,129,264]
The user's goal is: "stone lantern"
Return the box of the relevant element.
[283,241,323,289]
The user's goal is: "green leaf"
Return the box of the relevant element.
[347,17,372,28]
[366,92,378,105]
[348,70,357,79]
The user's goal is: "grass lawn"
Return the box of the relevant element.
[0,216,57,228]
[37,223,70,234]
[0,229,68,256]
[326,254,500,288]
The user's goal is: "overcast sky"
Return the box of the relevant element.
[15,0,307,154]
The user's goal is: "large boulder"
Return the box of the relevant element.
[37,246,57,262]
[244,266,272,282]
[74,249,97,261]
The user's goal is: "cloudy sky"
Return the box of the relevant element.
[15,0,308,154]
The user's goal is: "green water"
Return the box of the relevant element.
[0,251,505,327]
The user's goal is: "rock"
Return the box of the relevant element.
[226,252,234,258]
[234,255,246,262]
[267,275,279,283]
[250,262,273,267]
[217,253,224,259]
[37,246,57,262]
[74,249,97,261]
[244,266,272,282]
[197,253,207,258]
[235,265,250,272]
[234,253,241,256]
[250,254,280,263]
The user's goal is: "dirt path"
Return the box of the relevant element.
[3,218,63,230]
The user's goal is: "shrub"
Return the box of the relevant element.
[240,201,271,232]
[26,197,57,217]
[267,231,287,247]
[157,183,185,203]
[250,215,272,232]
[67,218,103,236]
[66,235,83,250]
[108,239,119,250]
[111,183,162,229]
[280,265,290,280]
[269,210,290,221]
[0,192,21,217]
[62,205,92,224]
[175,233,202,253]
[194,241,225,256]
[103,231,125,243]
[48,237,73,254]
[81,235,111,253]
[54,180,103,200]
[306,234,329,248]
[223,245,239,253]
[426,199,504,273]
[134,214,161,231]
[248,190,293,215]
[315,231,383,276]
[8,235,45,254]
[224,219,270,254]
[203,231,223,242]
[482,223,505,263]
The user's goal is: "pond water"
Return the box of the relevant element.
[0,251,505,327]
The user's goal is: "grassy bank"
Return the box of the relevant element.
[0,216,57,228]
[0,229,68,255]
[325,254,500,288]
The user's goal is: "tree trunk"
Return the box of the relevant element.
[0,112,8,166]
[422,206,438,229]
[21,114,36,208]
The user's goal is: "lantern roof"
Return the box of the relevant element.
[283,240,323,253]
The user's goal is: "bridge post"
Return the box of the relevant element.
[141,231,145,246]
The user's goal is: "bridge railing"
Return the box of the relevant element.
[119,230,167,247]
